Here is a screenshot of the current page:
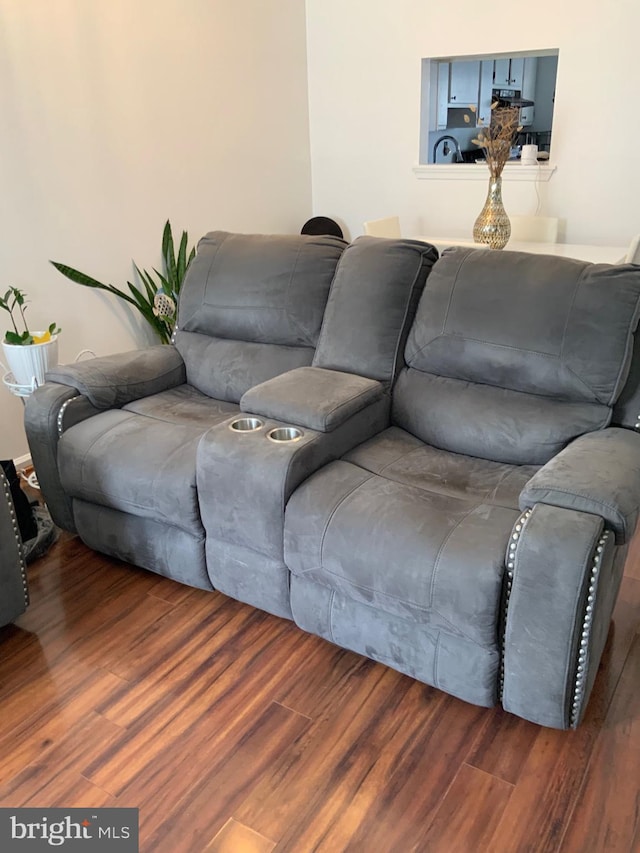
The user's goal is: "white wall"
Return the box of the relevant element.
[305,0,640,245]
[0,0,312,458]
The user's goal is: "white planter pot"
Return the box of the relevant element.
[1,334,59,387]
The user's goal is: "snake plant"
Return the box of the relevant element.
[51,220,196,345]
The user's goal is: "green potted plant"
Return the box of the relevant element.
[0,287,61,388]
[51,220,196,345]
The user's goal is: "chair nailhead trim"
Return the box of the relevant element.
[569,531,611,728]
[2,476,29,608]
[57,394,82,437]
[499,507,533,701]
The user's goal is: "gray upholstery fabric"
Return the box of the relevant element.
[191,233,443,614]
[519,427,640,543]
[284,457,520,648]
[60,411,202,534]
[394,248,640,464]
[24,383,95,532]
[46,346,186,409]
[313,237,438,382]
[612,320,640,429]
[197,396,390,616]
[174,231,346,401]
[58,398,236,537]
[283,428,561,708]
[205,540,293,620]
[123,384,238,427]
[73,500,211,589]
[26,231,348,588]
[290,575,499,707]
[0,469,29,627]
[502,503,611,729]
[174,331,315,403]
[178,231,346,345]
[344,427,539,506]
[405,249,640,403]
[392,369,610,466]
[240,367,385,432]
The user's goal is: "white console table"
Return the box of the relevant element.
[415,236,628,265]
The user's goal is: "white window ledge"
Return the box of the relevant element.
[413,163,557,182]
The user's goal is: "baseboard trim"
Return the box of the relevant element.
[14,453,32,471]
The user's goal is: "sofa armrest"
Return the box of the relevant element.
[0,469,29,626]
[240,366,385,432]
[45,345,186,409]
[502,503,621,729]
[519,428,640,544]
[24,384,104,532]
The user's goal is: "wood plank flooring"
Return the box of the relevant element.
[0,527,639,852]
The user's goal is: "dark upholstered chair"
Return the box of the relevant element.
[0,468,29,628]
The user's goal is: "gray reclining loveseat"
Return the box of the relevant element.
[25,232,640,729]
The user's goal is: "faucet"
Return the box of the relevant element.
[433,134,463,163]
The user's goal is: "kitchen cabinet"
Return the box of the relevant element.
[448,60,480,105]
[493,57,524,89]
[519,105,535,126]
[519,57,538,126]
[436,61,449,130]
[478,60,494,127]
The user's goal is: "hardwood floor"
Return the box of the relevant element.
[1,528,639,852]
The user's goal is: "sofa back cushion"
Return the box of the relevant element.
[313,237,438,383]
[175,231,346,402]
[393,248,640,464]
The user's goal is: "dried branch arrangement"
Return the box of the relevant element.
[466,104,522,179]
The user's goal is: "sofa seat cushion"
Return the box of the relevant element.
[284,451,523,648]
[58,395,238,535]
[343,427,539,508]
[122,384,239,427]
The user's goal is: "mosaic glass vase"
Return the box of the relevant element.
[473,175,511,249]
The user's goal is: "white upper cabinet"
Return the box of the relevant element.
[437,62,450,129]
[493,57,524,89]
[519,57,538,126]
[477,61,494,127]
[448,60,480,105]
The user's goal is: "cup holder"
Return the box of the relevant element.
[229,417,264,432]
[267,426,304,443]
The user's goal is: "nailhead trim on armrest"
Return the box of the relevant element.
[56,394,82,438]
[499,507,533,701]
[2,475,29,610]
[570,531,611,728]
